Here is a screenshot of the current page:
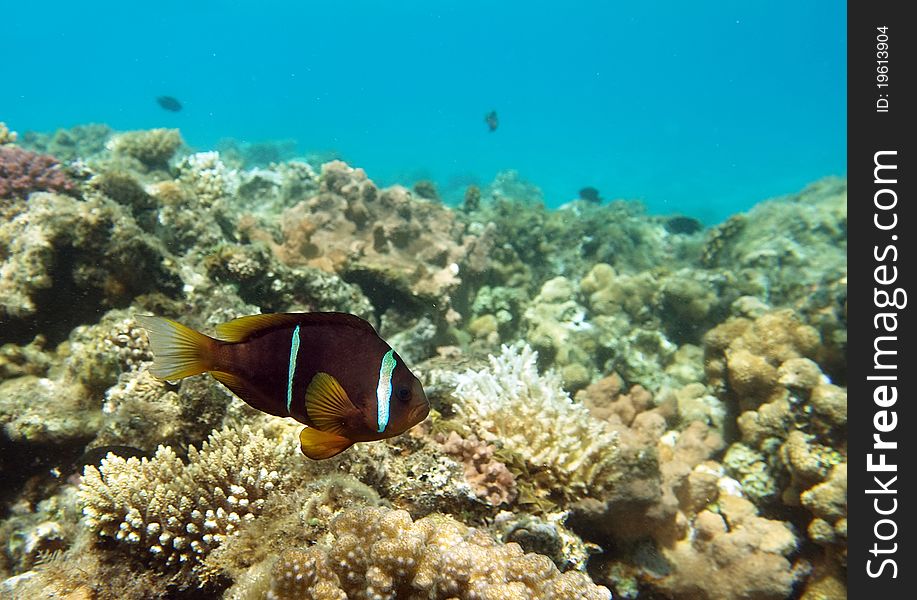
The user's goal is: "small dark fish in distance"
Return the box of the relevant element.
[485,110,499,132]
[665,215,704,235]
[578,187,603,203]
[156,95,183,112]
[138,312,431,460]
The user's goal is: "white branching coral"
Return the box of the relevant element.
[444,343,621,500]
[79,425,298,577]
[177,151,239,206]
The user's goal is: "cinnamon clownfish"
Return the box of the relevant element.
[137,312,430,459]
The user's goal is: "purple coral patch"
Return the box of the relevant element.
[0,146,77,200]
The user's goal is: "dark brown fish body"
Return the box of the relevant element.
[156,95,183,112]
[138,312,429,459]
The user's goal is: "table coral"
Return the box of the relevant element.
[228,506,611,600]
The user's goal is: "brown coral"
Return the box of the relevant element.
[657,495,800,600]
[269,161,492,315]
[228,506,610,599]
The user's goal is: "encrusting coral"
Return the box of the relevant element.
[227,505,611,600]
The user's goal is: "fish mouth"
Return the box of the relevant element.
[410,402,431,424]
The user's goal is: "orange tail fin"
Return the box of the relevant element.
[136,315,218,381]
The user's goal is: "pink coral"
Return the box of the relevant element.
[437,431,517,506]
[0,146,76,201]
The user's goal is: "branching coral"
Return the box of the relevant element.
[177,151,239,207]
[79,425,302,580]
[228,506,610,599]
[442,343,621,503]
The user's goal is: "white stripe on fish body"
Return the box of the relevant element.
[286,325,301,413]
[376,349,396,432]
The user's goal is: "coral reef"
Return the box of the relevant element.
[227,506,610,599]
[107,128,183,171]
[0,121,848,599]
[0,192,182,341]
[0,146,76,206]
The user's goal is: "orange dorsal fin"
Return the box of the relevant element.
[136,315,216,381]
[299,426,353,460]
[215,312,378,343]
[215,313,306,342]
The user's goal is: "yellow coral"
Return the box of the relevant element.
[0,121,18,145]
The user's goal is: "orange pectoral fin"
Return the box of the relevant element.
[298,426,354,460]
[304,372,357,435]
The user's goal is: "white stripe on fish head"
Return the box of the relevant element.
[375,349,397,433]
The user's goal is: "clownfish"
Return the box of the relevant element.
[137,312,430,459]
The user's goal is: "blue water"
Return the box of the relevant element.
[3,1,846,223]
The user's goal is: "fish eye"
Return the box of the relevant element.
[397,387,411,402]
